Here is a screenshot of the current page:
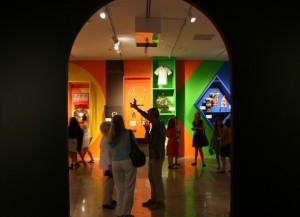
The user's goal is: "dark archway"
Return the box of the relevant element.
[2,1,300,217]
[68,0,232,216]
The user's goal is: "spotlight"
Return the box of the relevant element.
[99,8,106,19]
[100,12,106,19]
[114,41,120,51]
[188,7,196,23]
[112,36,121,54]
[190,16,196,23]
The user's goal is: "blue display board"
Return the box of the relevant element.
[194,75,231,127]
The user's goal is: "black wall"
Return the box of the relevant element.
[1,1,300,217]
[106,60,124,106]
[105,60,124,118]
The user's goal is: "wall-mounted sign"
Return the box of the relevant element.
[72,93,89,109]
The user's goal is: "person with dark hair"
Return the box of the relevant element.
[68,117,81,170]
[218,118,231,173]
[107,115,138,217]
[209,117,224,171]
[191,112,206,167]
[130,98,166,210]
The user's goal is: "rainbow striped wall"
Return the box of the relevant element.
[68,60,230,158]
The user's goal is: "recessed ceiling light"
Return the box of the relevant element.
[100,12,106,19]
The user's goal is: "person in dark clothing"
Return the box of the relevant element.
[191,112,206,167]
[130,98,166,210]
[76,125,85,165]
[68,117,82,170]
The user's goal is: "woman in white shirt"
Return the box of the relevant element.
[81,114,95,163]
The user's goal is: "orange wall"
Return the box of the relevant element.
[68,61,106,159]
[124,60,152,138]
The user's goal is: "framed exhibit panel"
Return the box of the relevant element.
[124,76,151,139]
[195,75,231,127]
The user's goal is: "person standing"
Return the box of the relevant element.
[209,117,224,171]
[107,115,137,217]
[68,117,81,170]
[191,112,206,167]
[174,116,181,166]
[81,114,95,163]
[130,98,166,210]
[166,117,178,169]
[76,123,85,165]
[99,121,116,209]
[219,118,231,173]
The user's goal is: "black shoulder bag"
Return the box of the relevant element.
[129,130,146,167]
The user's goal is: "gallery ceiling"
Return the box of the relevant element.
[70,0,228,61]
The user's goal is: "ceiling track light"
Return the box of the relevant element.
[190,16,196,23]
[188,6,196,23]
[112,35,121,53]
[106,5,122,55]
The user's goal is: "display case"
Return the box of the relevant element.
[195,75,231,127]
[151,57,176,125]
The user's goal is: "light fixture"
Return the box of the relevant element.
[188,6,196,23]
[107,6,121,55]
[112,35,121,54]
[190,16,196,23]
[99,7,106,19]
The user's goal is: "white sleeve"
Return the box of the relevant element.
[154,66,161,75]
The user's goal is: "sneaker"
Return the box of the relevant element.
[111,200,117,205]
[149,202,165,210]
[102,204,115,209]
[88,160,94,164]
[202,163,206,167]
[142,199,156,207]
[191,162,197,166]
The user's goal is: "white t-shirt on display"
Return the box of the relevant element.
[154,66,172,85]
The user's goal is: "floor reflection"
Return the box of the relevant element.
[69,155,230,217]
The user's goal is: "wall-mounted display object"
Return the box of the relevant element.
[155,93,171,109]
[68,81,91,121]
[151,57,176,125]
[124,76,151,138]
[154,66,172,86]
[195,75,231,127]
[72,92,89,109]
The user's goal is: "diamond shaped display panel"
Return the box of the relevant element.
[194,76,231,127]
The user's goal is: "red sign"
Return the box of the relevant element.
[72,93,89,109]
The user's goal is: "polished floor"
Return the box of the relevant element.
[69,147,231,217]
